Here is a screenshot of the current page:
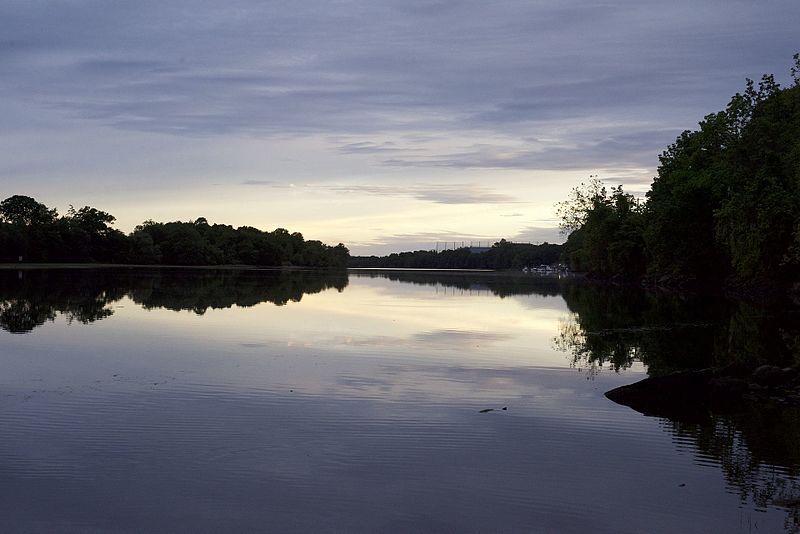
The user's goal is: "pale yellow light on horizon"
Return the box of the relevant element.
[93,167,589,254]
[10,126,652,254]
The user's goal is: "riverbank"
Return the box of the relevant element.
[349,267,580,279]
[0,263,340,271]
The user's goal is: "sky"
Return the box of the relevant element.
[0,1,798,255]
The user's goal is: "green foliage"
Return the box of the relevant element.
[0,195,57,226]
[558,56,800,289]
[555,176,607,232]
[349,240,563,270]
[647,73,790,279]
[559,180,645,275]
[68,206,115,235]
[715,78,800,279]
[0,197,349,268]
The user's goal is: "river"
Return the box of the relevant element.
[0,268,797,532]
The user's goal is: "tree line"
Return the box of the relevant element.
[349,240,563,270]
[558,56,800,291]
[0,195,349,268]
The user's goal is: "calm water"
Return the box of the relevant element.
[0,268,798,533]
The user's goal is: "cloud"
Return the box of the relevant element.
[349,223,565,255]
[242,182,519,204]
[324,183,518,204]
[377,128,677,173]
[348,230,507,256]
[512,226,565,245]
[337,141,421,155]
[1,0,796,150]
[1,0,798,254]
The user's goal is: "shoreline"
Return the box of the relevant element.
[348,267,581,280]
[0,263,582,279]
[0,263,341,271]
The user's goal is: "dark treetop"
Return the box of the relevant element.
[557,56,800,294]
[0,196,349,268]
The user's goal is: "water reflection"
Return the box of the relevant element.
[0,268,347,333]
[548,281,800,531]
[555,283,800,376]
[0,270,124,333]
[356,270,564,297]
[667,407,800,532]
[361,272,800,529]
[1,268,800,531]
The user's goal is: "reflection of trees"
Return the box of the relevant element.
[0,300,57,334]
[354,271,565,298]
[360,273,800,376]
[553,283,800,529]
[0,270,124,333]
[554,284,723,375]
[666,407,800,532]
[127,269,348,313]
[0,268,348,333]
[555,283,800,376]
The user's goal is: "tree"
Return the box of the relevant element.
[558,180,645,275]
[555,176,607,232]
[0,195,57,226]
[715,79,800,280]
[555,56,800,288]
[0,195,349,268]
[68,206,116,236]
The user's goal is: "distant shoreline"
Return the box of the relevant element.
[0,263,582,280]
[348,267,495,272]
[348,267,583,280]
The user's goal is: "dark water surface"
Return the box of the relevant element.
[0,268,798,532]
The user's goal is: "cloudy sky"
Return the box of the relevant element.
[1,1,797,254]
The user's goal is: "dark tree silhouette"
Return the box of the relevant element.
[0,197,350,268]
[557,57,800,293]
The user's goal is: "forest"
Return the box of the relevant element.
[349,240,563,270]
[558,56,800,291]
[0,196,349,268]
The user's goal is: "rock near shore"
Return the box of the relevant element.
[605,364,800,421]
